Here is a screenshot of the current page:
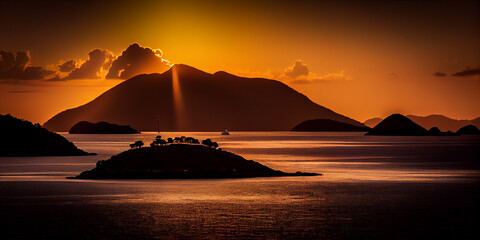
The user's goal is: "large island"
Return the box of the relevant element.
[74,139,319,179]
[0,114,93,156]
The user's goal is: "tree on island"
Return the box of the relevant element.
[130,140,144,149]
[185,137,200,144]
[202,138,218,148]
[150,136,167,147]
[144,136,217,149]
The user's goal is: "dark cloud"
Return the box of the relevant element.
[106,43,171,79]
[284,60,309,78]
[63,49,115,80]
[0,51,55,80]
[433,71,447,77]
[451,67,480,77]
[58,60,77,72]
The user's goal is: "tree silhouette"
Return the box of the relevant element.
[151,136,168,147]
[130,140,144,149]
[135,140,144,148]
[202,139,218,148]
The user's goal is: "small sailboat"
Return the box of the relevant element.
[221,129,230,135]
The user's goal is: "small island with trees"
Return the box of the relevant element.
[73,136,320,179]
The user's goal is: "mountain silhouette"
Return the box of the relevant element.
[44,64,362,131]
[0,114,93,156]
[456,125,480,135]
[366,113,428,136]
[364,114,480,132]
[292,119,370,131]
[69,121,139,134]
[427,127,457,136]
[363,117,383,128]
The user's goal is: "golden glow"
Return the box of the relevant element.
[171,65,184,130]
[0,79,122,124]
[0,1,479,123]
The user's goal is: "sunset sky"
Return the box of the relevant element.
[1,0,479,124]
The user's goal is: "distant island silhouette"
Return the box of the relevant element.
[427,127,457,136]
[73,136,319,179]
[44,64,362,132]
[364,114,480,132]
[366,114,429,136]
[366,113,478,136]
[456,125,480,135]
[69,121,139,134]
[291,119,370,131]
[0,114,93,156]
[363,117,383,128]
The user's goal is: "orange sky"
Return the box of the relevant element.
[1,0,479,124]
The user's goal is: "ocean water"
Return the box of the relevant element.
[0,132,479,239]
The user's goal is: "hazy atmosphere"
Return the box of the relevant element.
[1,0,479,124]
[1,1,479,240]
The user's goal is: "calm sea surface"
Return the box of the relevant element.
[1,132,479,239]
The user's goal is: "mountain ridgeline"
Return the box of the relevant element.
[69,121,139,134]
[44,64,362,131]
[292,119,370,131]
[365,113,480,136]
[364,115,480,132]
[366,114,429,136]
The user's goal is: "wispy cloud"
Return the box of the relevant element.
[290,71,352,84]
[452,67,480,77]
[281,60,351,84]
[433,71,447,77]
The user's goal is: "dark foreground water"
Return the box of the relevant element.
[1,132,479,239]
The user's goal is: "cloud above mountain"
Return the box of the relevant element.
[2,45,355,85]
[2,43,173,83]
[106,43,172,79]
[281,60,351,84]
[284,60,309,78]
[290,71,352,84]
[58,60,77,73]
[0,51,55,81]
[61,49,115,80]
